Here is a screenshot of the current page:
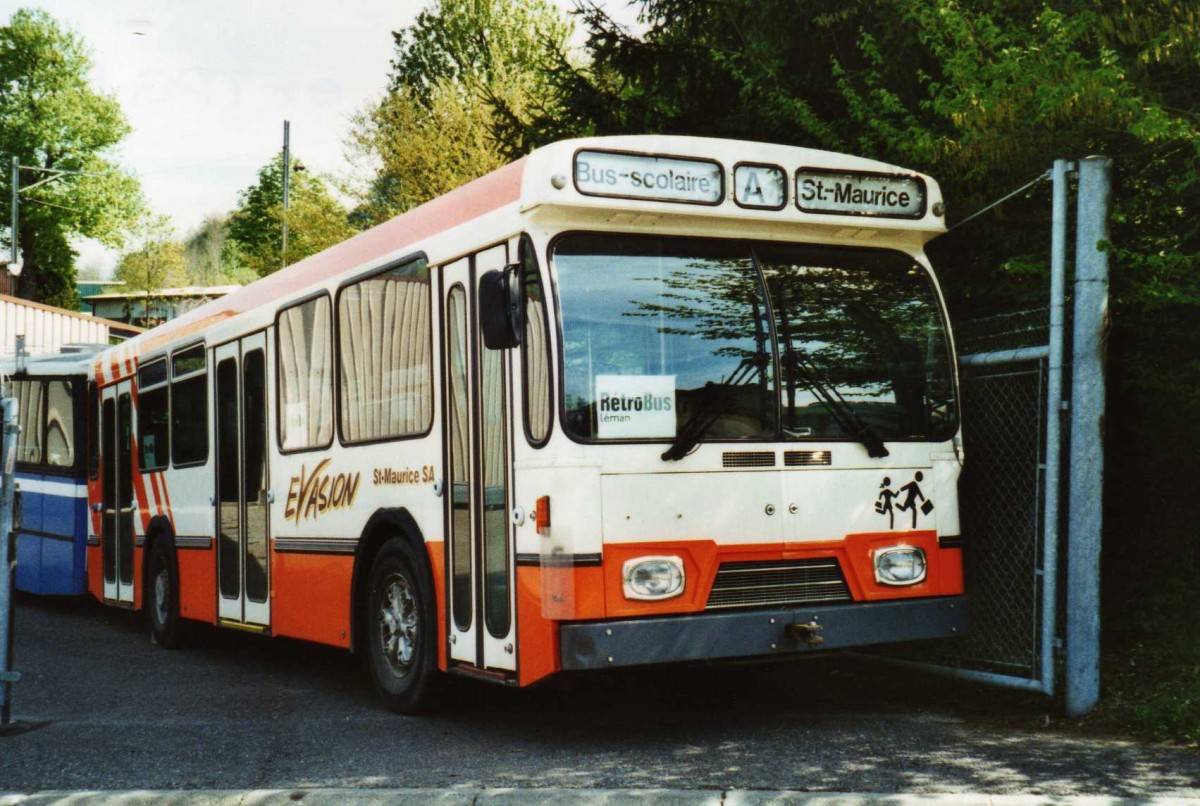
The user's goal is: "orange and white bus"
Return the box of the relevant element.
[86,136,966,712]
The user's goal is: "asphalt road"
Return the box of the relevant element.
[2,593,1198,798]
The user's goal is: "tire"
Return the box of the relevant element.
[363,537,440,714]
[147,539,188,648]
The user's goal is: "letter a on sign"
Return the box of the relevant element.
[734,164,785,208]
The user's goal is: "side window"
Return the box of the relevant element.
[137,359,169,471]
[44,379,76,468]
[171,344,209,465]
[278,295,334,451]
[338,258,432,443]
[87,381,99,479]
[520,237,552,445]
[13,380,44,465]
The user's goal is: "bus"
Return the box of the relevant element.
[1,347,100,596]
[85,136,966,712]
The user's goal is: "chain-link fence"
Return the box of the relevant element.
[881,306,1056,689]
[952,311,1050,680]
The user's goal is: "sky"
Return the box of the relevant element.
[5,0,628,275]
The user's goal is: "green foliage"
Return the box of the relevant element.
[184,214,253,286]
[0,8,143,308]
[227,155,356,277]
[114,215,188,327]
[347,0,572,224]
[347,76,512,224]
[390,0,570,107]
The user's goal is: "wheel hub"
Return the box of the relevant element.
[378,573,418,678]
[154,566,169,625]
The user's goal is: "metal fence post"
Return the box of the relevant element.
[1038,159,1070,697]
[0,395,19,725]
[1066,156,1110,717]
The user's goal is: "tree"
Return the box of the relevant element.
[113,216,187,327]
[227,155,356,277]
[345,0,572,225]
[347,76,511,223]
[183,214,254,286]
[0,8,143,308]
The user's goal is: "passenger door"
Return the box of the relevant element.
[100,380,135,604]
[441,246,517,673]
[213,333,271,628]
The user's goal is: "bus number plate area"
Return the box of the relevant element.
[559,596,968,670]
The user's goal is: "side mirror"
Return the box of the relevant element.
[480,265,523,350]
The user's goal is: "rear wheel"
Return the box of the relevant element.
[364,537,440,713]
[147,539,188,648]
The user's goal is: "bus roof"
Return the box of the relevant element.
[96,135,944,379]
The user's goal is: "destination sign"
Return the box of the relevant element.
[575,150,723,205]
[796,169,926,218]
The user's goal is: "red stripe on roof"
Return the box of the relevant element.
[126,157,527,357]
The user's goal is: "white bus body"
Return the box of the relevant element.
[86,136,966,711]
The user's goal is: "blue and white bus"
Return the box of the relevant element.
[1,347,99,596]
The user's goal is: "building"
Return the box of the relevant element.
[0,293,144,360]
[74,280,125,313]
[81,285,242,327]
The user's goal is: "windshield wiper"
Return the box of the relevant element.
[790,355,889,458]
[661,354,766,461]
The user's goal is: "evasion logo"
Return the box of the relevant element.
[284,458,361,525]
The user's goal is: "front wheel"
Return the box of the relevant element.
[363,537,440,714]
[147,539,188,648]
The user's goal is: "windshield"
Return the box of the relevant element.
[555,233,957,447]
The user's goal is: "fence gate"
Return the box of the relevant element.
[886,158,1108,717]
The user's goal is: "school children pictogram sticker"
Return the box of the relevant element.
[875,472,934,530]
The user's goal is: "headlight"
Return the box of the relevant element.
[875,546,927,586]
[622,556,685,600]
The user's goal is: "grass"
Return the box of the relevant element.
[1093,526,1200,745]
[1097,614,1200,745]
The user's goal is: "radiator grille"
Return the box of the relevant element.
[784,450,832,467]
[722,451,776,468]
[705,558,852,610]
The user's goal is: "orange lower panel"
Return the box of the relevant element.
[177,547,216,624]
[271,553,354,648]
[511,532,964,686]
[132,546,144,609]
[516,565,560,687]
[86,545,102,600]
[601,533,964,619]
[425,541,447,673]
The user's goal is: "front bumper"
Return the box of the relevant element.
[560,595,968,671]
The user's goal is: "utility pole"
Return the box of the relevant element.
[8,156,21,294]
[281,120,290,271]
[8,159,101,287]
[9,157,17,267]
